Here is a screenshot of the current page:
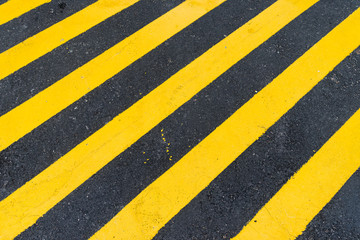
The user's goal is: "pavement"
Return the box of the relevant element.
[0,0,359,239]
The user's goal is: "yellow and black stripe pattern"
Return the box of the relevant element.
[0,0,359,239]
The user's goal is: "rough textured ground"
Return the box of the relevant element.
[0,0,359,239]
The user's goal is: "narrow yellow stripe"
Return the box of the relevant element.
[0,0,226,152]
[0,0,319,239]
[234,103,360,240]
[0,0,139,81]
[90,9,360,240]
[0,0,50,26]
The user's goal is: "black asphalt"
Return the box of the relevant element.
[299,169,360,240]
[0,0,97,53]
[0,0,359,239]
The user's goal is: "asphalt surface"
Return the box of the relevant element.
[0,0,360,239]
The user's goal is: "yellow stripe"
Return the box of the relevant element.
[0,0,50,26]
[0,0,319,239]
[0,0,139,81]
[0,0,226,152]
[234,103,360,240]
[0,0,228,238]
[90,8,360,240]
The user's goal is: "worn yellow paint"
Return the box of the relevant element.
[0,0,50,26]
[234,106,360,240]
[0,0,226,152]
[90,9,360,240]
[0,0,320,239]
[0,0,139,81]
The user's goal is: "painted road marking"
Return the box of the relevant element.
[0,0,50,26]
[90,8,360,240]
[0,0,139,81]
[234,100,360,240]
[0,0,320,238]
[0,0,227,152]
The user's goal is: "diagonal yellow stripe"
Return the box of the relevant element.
[0,0,227,152]
[0,0,227,238]
[0,0,139,81]
[90,8,360,240]
[234,98,360,240]
[0,0,319,239]
[0,0,50,26]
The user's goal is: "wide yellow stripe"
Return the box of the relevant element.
[91,9,360,240]
[0,0,50,25]
[0,0,139,81]
[0,0,227,238]
[0,0,318,239]
[234,104,360,240]
[0,0,226,152]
